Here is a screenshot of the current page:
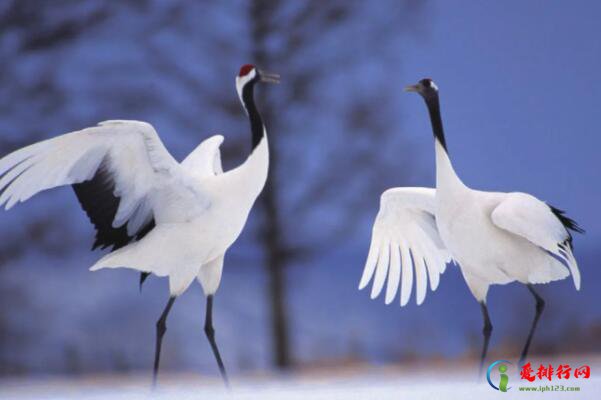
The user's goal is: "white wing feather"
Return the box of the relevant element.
[491,192,580,290]
[181,134,224,177]
[0,120,178,235]
[359,187,452,306]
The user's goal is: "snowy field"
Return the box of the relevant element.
[2,358,600,400]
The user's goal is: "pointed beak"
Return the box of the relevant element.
[259,70,280,84]
[404,84,420,93]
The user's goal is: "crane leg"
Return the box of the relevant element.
[479,302,493,377]
[519,284,545,366]
[140,272,150,291]
[204,295,229,387]
[153,296,176,387]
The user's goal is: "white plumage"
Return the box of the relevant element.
[360,78,582,369]
[360,86,580,306]
[490,192,579,287]
[358,187,451,306]
[0,120,266,296]
[0,64,278,384]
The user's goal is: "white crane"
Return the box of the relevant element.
[359,78,583,374]
[0,64,279,386]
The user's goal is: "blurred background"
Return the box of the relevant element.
[0,0,600,385]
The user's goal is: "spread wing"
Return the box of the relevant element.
[359,187,452,306]
[181,134,224,177]
[491,192,583,290]
[0,120,179,251]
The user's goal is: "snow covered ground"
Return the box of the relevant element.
[2,358,600,400]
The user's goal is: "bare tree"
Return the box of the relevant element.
[244,0,425,368]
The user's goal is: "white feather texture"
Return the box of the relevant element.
[491,192,580,289]
[0,121,176,233]
[361,118,581,307]
[182,134,224,177]
[359,187,452,306]
[431,137,577,302]
[362,82,583,371]
[0,120,268,296]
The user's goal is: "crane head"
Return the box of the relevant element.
[405,78,439,98]
[237,64,280,85]
[236,64,280,104]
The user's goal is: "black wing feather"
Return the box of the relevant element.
[72,159,155,251]
[549,205,584,249]
[72,159,155,289]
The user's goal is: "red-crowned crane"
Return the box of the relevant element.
[360,78,583,375]
[0,64,279,386]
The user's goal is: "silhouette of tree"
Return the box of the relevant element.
[244,0,424,367]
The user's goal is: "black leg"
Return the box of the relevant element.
[479,302,493,377]
[140,272,150,292]
[153,296,176,387]
[519,284,545,366]
[205,295,229,387]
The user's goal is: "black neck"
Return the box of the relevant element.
[424,94,447,152]
[241,81,264,150]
